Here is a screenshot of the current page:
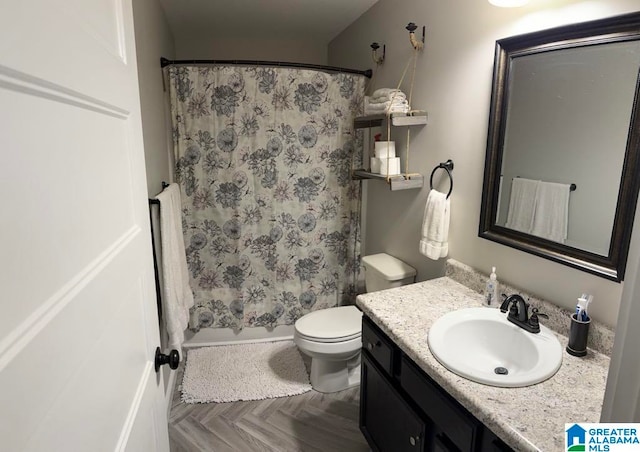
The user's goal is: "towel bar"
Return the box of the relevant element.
[430,160,454,199]
[512,176,576,192]
[148,181,170,325]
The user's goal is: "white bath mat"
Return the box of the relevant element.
[181,341,312,403]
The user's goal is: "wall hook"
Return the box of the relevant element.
[371,42,385,65]
[406,22,425,50]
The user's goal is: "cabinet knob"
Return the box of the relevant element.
[409,436,417,446]
[367,340,381,350]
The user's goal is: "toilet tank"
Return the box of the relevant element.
[362,253,416,293]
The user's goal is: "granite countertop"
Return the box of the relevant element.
[356,277,610,452]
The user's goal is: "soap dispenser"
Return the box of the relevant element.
[485,267,499,306]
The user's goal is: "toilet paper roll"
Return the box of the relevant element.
[374,141,396,158]
[371,157,401,176]
[370,157,381,174]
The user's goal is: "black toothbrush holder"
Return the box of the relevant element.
[566,313,590,357]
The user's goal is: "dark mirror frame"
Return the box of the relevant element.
[479,12,640,282]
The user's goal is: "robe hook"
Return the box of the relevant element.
[371,42,385,65]
[406,22,425,50]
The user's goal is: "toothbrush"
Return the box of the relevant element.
[576,294,588,322]
[576,294,592,321]
[583,295,593,321]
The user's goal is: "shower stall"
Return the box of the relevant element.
[165,63,367,345]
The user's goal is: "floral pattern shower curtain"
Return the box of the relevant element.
[167,65,365,331]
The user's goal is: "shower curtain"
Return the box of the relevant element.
[167,65,365,331]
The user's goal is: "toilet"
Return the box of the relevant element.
[294,253,416,393]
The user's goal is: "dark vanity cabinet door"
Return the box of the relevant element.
[360,352,427,452]
[400,356,478,451]
[360,316,515,452]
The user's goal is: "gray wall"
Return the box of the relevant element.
[329,0,640,327]
[174,35,328,65]
[133,0,176,198]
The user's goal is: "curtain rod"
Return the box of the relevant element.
[160,57,373,79]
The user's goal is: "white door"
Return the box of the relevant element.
[0,1,170,451]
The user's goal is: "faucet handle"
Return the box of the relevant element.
[530,307,548,319]
[526,308,547,334]
[529,308,548,327]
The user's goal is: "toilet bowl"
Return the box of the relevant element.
[294,306,362,393]
[294,253,416,393]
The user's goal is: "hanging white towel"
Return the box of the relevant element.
[419,189,450,260]
[531,181,570,243]
[155,183,194,350]
[505,178,539,234]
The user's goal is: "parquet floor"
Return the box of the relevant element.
[168,358,369,452]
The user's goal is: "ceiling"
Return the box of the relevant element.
[159,0,379,43]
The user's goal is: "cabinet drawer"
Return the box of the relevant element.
[362,317,395,375]
[400,356,479,452]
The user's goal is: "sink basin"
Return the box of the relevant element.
[428,307,562,387]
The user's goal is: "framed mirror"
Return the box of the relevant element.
[479,12,640,282]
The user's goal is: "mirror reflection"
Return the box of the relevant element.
[495,41,640,255]
[479,12,640,281]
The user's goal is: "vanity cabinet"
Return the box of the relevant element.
[360,316,514,452]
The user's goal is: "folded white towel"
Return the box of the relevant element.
[505,178,538,234]
[371,88,405,99]
[364,97,410,115]
[364,105,410,115]
[369,97,409,104]
[419,189,450,260]
[365,96,408,107]
[155,183,195,350]
[531,181,570,243]
[368,100,409,108]
[366,101,409,111]
[370,93,407,103]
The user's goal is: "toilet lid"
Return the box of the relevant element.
[295,306,362,343]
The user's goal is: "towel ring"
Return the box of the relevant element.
[430,160,454,199]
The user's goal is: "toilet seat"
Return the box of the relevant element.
[294,306,362,343]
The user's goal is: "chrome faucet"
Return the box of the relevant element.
[500,294,547,334]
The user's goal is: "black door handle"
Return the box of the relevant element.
[155,347,180,372]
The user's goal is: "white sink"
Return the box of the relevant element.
[427,307,562,387]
